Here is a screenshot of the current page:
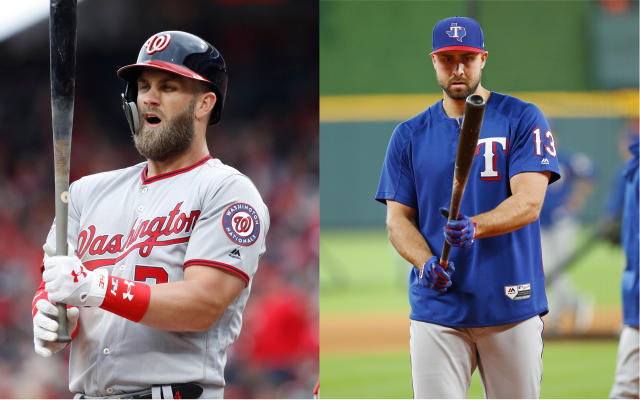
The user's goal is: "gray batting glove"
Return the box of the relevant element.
[33,299,79,357]
[43,256,109,307]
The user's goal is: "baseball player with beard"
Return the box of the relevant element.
[31,31,269,399]
[376,16,560,398]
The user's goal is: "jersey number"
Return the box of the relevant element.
[134,265,169,284]
[532,128,557,157]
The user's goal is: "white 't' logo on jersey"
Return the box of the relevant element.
[476,137,508,180]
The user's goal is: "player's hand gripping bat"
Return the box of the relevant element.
[439,94,486,269]
[49,0,77,343]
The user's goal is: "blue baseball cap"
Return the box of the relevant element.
[431,16,485,55]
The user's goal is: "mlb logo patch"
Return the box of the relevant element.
[505,283,532,300]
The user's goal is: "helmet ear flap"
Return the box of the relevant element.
[121,83,139,135]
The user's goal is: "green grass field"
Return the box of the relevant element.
[320,341,619,399]
[320,228,625,398]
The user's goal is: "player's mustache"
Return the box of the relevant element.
[141,107,164,119]
[448,79,468,85]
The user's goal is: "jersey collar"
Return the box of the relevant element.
[436,92,494,121]
[140,155,212,184]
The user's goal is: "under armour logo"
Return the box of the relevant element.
[71,266,87,283]
[446,23,466,42]
[123,280,135,301]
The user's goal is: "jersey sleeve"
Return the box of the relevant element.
[508,103,561,184]
[375,123,418,207]
[183,174,269,286]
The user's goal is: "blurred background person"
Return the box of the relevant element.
[601,118,639,244]
[609,122,639,399]
[540,142,597,335]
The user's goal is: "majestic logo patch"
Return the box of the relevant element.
[541,158,550,165]
[446,23,466,42]
[145,33,171,55]
[222,203,260,246]
[229,248,242,259]
[505,283,531,300]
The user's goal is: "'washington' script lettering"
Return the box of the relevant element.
[77,202,200,258]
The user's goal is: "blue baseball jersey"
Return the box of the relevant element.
[539,150,596,228]
[621,137,639,327]
[603,165,626,220]
[376,92,561,327]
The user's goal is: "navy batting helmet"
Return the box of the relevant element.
[117,31,228,133]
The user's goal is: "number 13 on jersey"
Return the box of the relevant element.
[532,128,557,157]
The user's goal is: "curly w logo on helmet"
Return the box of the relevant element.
[144,33,171,55]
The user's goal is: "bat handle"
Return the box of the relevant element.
[56,302,72,342]
[439,242,451,270]
[54,217,71,343]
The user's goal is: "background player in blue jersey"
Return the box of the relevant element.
[540,148,596,334]
[376,16,560,398]
[609,134,639,399]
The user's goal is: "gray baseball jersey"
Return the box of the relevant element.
[44,155,269,398]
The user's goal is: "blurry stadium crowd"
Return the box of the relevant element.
[0,0,318,397]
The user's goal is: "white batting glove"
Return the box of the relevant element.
[33,299,79,357]
[43,241,75,259]
[43,256,109,307]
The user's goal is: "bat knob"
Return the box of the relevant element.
[466,94,485,107]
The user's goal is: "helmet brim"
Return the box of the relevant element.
[116,60,212,84]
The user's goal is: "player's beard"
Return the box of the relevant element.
[133,99,195,161]
[439,73,481,100]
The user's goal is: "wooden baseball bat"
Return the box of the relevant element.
[50,0,77,343]
[440,94,486,269]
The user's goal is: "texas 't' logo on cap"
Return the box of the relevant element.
[446,23,466,42]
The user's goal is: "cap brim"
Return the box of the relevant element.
[116,60,211,83]
[430,46,485,55]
